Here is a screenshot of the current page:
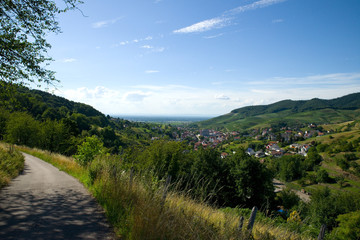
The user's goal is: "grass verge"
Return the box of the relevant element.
[0,142,25,189]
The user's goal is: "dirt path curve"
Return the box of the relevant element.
[273,179,311,203]
[0,153,115,240]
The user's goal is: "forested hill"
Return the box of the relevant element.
[0,84,109,127]
[0,84,176,156]
[197,92,360,131]
[231,92,360,115]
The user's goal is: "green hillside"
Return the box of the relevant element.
[0,84,109,126]
[197,93,360,131]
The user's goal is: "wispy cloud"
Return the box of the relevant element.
[203,33,224,39]
[115,36,153,47]
[145,70,160,74]
[174,17,230,34]
[92,17,122,29]
[227,0,286,15]
[62,58,77,63]
[174,0,286,34]
[141,45,153,49]
[250,73,360,86]
[272,19,284,23]
[215,94,230,100]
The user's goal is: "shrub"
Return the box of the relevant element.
[329,210,360,240]
[0,145,25,188]
[73,135,104,166]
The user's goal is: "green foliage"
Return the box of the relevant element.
[228,151,275,208]
[303,148,322,171]
[344,153,357,161]
[276,188,300,210]
[5,111,40,147]
[190,147,231,204]
[0,146,25,188]
[271,155,305,182]
[73,136,104,166]
[0,0,82,86]
[307,187,360,230]
[124,142,274,208]
[316,169,330,183]
[329,210,360,240]
[336,157,350,171]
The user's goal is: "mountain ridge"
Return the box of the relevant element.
[197,92,360,131]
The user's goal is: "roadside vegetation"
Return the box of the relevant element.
[0,143,24,189]
[17,145,310,239]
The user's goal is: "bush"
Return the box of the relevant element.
[329,210,360,240]
[73,135,104,166]
[336,158,350,171]
[276,188,300,210]
[316,169,330,183]
[0,146,25,188]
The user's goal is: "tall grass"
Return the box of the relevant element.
[0,142,25,188]
[14,146,313,239]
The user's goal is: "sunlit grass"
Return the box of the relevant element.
[0,142,24,188]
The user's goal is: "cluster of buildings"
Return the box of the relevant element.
[153,123,328,159]
[246,142,312,159]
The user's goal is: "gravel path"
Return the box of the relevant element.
[0,153,115,240]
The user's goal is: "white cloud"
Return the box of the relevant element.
[120,41,129,45]
[141,45,153,49]
[174,17,229,34]
[123,91,151,102]
[62,58,77,63]
[145,70,160,74]
[215,94,230,100]
[228,0,287,15]
[92,17,122,28]
[54,72,360,116]
[174,0,286,34]
[115,36,154,47]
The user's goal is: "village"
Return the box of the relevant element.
[167,123,330,159]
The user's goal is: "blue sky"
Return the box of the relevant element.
[46,0,360,116]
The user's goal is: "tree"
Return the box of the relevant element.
[73,135,104,167]
[5,111,40,147]
[316,169,330,183]
[0,0,82,86]
[228,151,275,208]
[330,210,360,240]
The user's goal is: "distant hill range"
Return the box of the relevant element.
[197,93,360,131]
